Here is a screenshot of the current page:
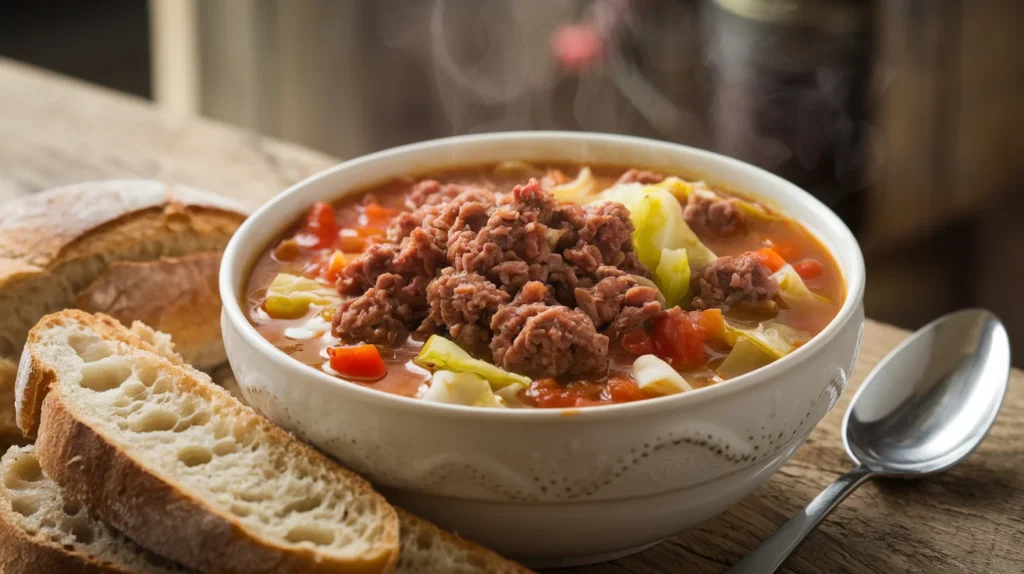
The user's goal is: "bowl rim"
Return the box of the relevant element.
[220,131,866,422]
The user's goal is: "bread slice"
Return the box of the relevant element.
[16,311,400,573]
[395,510,533,574]
[0,180,246,445]
[0,445,194,574]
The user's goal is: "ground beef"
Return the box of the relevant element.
[420,268,510,351]
[389,186,497,243]
[616,169,666,185]
[490,282,609,378]
[575,267,662,338]
[563,201,650,279]
[683,191,743,236]
[333,273,420,345]
[512,280,555,305]
[339,243,396,295]
[497,178,558,223]
[406,180,443,207]
[692,253,779,312]
[448,201,552,293]
[335,176,656,375]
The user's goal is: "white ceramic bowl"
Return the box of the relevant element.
[220,132,865,568]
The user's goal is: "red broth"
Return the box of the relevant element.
[245,164,844,408]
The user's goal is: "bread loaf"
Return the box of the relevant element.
[0,180,246,444]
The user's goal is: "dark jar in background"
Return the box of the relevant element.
[705,0,873,235]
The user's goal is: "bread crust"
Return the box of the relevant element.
[0,180,243,268]
[0,512,139,574]
[25,311,400,574]
[0,180,245,445]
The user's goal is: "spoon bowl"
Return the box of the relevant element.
[728,309,1011,574]
[843,309,1010,475]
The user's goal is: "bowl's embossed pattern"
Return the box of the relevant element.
[220,132,867,562]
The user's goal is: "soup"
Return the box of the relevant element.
[245,164,844,409]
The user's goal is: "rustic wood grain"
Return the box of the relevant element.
[0,58,1020,573]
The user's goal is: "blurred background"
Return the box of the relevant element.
[2,0,1023,354]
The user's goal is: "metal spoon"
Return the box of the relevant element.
[727,309,1011,574]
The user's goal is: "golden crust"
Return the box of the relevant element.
[75,253,224,369]
[0,180,244,268]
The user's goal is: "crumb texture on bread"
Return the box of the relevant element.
[20,311,399,573]
[0,445,190,573]
[396,510,533,574]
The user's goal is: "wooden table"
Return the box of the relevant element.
[1,58,1021,573]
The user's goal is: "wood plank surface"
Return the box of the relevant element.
[0,58,1020,574]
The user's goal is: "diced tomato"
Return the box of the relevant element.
[522,379,600,409]
[327,345,387,380]
[601,377,650,403]
[621,329,656,356]
[768,240,800,260]
[296,202,338,250]
[651,308,707,370]
[754,247,786,273]
[794,259,823,280]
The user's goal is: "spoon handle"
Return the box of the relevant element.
[725,465,874,574]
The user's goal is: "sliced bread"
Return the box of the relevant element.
[395,509,533,574]
[16,311,400,573]
[0,444,194,574]
[0,180,247,445]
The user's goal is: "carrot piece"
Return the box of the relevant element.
[755,247,786,273]
[696,308,726,341]
[794,259,823,280]
[338,229,367,252]
[325,251,347,284]
[356,226,386,238]
[364,203,397,221]
[327,345,387,380]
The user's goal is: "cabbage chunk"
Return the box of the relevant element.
[632,354,693,395]
[772,264,831,307]
[716,321,810,379]
[548,166,597,204]
[264,273,341,319]
[414,335,530,389]
[421,370,507,408]
[654,248,691,308]
[596,182,717,272]
[716,338,775,380]
[661,178,783,222]
[723,320,811,360]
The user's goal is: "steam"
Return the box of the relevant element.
[376,0,703,139]
[376,0,875,211]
